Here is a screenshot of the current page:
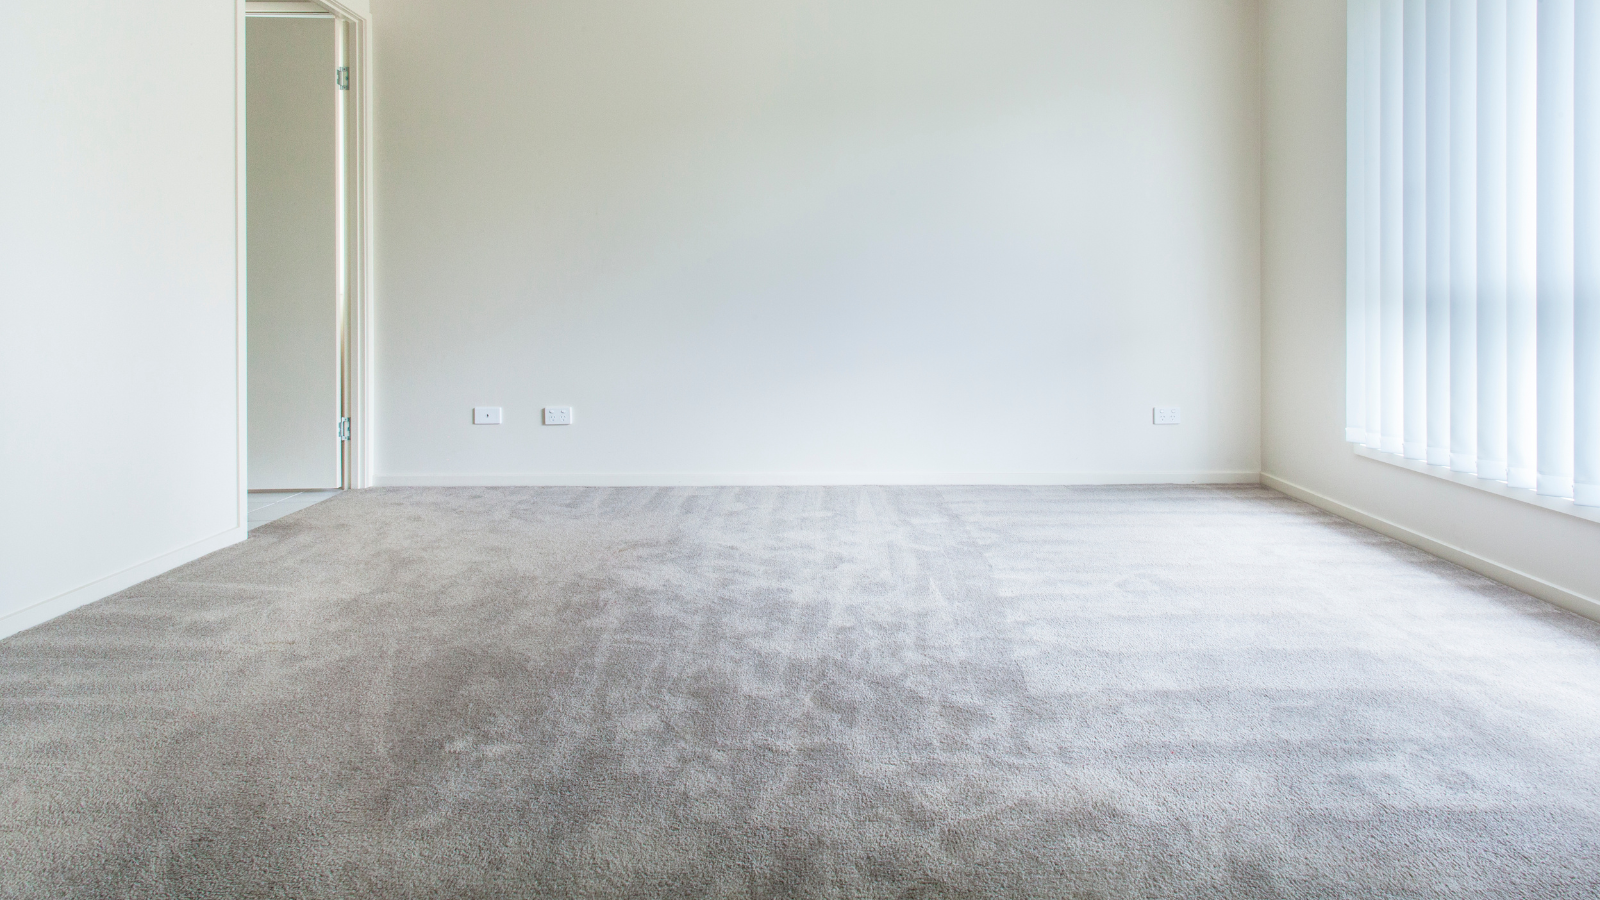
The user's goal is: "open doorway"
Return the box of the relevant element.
[242,0,371,528]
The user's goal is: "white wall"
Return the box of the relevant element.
[0,2,245,638]
[1261,0,1600,612]
[248,15,342,491]
[371,0,1263,484]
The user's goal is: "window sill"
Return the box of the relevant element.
[1353,445,1600,526]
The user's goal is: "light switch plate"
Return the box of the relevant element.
[543,406,573,425]
[473,406,503,425]
[1153,407,1181,425]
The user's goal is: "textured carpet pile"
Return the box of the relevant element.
[2,485,1599,898]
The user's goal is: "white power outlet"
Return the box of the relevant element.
[473,406,503,425]
[543,406,573,425]
[1153,407,1181,425]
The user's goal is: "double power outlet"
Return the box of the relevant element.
[472,406,573,425]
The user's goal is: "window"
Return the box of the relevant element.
[1345,0,1600,507]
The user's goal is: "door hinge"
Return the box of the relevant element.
[338,417,351,441]
[336,66,350,90]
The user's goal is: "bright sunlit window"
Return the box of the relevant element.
[1345,0,1600,507]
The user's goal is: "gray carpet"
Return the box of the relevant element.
[3,485,1600,899]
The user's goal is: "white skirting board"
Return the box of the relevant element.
[373,472,1266,487]
[0,527,248,642]
[1263,473,1600,626]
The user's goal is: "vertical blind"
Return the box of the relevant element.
[1346,0,1600,507]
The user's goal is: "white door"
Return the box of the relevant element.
[247,15,341,490]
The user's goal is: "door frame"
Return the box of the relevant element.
[236,0,374,520]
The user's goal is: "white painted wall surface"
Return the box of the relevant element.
[0,2,244,637]
[248,16,342,491]
[371,0,1262,484]
[1260,0,1600,610]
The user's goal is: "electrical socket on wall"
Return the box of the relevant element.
[543,406,573,425]
[473,406,503,425]
[1153,407,1181,425]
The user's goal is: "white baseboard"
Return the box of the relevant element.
[1262,472,1600,625]
[373,471,1264,487]
[0,526,249,641]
